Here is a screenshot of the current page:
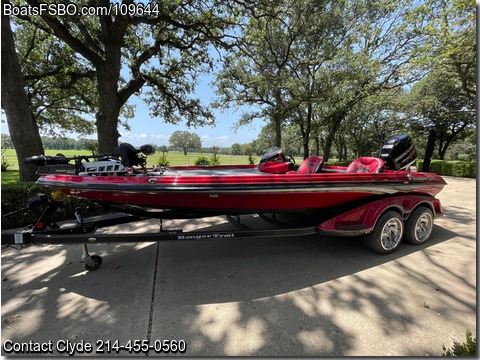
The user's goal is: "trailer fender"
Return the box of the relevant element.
[317,195,442,236]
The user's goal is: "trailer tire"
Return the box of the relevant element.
[363,210,404,254]
[404,206,434,245]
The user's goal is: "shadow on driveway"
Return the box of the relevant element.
[2,215,464,356]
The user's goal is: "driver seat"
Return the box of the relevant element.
[298,156,324,174]
[346,157,384,173]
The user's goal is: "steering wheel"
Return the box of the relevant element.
[284,154,295,165]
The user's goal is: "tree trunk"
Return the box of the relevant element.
[273,88,283,148]
[301,103,312,159]
[1,12,44,181]
[96,103,121,154]
[438,135,451,161]
[273,113,282,148]
[323,124,340,162]
[422,129,436,172]
[323,111,344,161]
[96,57,121,154]
[302,138,309,160]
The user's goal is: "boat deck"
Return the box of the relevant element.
[150,166,346,177]
[154,167,273,177]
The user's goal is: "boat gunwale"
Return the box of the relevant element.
[36,170,446,199]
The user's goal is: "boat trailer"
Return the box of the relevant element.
[1,192,442,271]
[1,194,320,271]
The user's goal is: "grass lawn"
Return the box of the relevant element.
[1,171,20,184]
[1,149,269,183]
[1,148,260,170]
[2,149,93,172]
[1,149,305,184]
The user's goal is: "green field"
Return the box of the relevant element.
[1,149,305,185]
[1,148,260,171]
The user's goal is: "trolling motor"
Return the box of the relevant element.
[23,143,155,176]
[2,194,51,219]
[1,191,102,270]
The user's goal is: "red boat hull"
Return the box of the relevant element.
[37,165,447,215]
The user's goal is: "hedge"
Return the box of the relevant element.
[416,160,476,178]
[1,182,103,230]
[324,160,350,167]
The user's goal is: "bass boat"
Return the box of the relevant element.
[27,135,445,217]
[3,134,446,270]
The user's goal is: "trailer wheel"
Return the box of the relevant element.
[363,210,404,254]
[404,206,434,245]
[83,255,102,271]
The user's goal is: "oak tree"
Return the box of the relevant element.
[15,0,236,153]
[168,130,201,155]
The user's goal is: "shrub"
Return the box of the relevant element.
[1,156,10,172]
[210,146,221,165]
[457,153,472,162]
[194,156,211,165]
[245,147,257,165]
[157,155,170,166]
[210,154,220,165]
[442,330,476,356]
[2,183,50,229]
[1,182,103,230]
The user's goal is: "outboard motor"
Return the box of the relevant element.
[380,134,417,170]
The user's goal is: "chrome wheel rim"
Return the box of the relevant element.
[415,212,433,242]
[381,217,403,250]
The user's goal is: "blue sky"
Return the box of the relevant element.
[1,74,264,148]
[119,76,264,148]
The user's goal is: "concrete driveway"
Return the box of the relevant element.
[1,176,476,356]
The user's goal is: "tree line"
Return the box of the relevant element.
[3,126,474,163]
[1,0,475,181]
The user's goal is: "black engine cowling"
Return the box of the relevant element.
[380,134,417,170]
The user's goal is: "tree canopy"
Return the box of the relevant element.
[213,0,450,160]
[10,0,237,153]
[169,130,202,155]
[15,20,98,136]
[407,69,476,159]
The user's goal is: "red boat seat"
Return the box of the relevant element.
[298,156,324,174]
[346,157,384,173]
[259,161,293,174]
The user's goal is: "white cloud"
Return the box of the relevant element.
[152,134,169,141]
[216,136,229,143]
[119,132,170,146]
